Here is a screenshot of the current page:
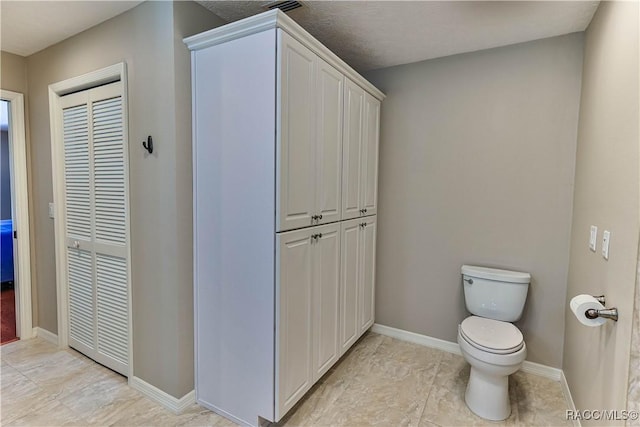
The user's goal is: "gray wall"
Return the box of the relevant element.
[1,51,28,93]
[364,33,584,368]
[563,1,639,422]
[25,1,225,398]
[1,51,36,321]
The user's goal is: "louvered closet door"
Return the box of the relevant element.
[61,81,129,376]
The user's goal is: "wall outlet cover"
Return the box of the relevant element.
[589,225,597,252]
[602,230,610,260]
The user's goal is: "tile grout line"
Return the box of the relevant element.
[415,350,446,427]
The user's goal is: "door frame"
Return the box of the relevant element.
[48,63,133,378]
[1,89,33,340]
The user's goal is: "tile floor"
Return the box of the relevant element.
[1,333,571,426]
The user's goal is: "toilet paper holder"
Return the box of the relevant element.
[585,295,618,322]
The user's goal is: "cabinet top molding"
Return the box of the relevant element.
[184,9,385,101]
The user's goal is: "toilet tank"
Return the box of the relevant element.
[461,265,530,322]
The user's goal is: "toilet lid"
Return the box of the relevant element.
[460,316,524,354]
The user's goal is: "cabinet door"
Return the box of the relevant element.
[360,217,377,333]
[341,80,364,221]
[361,93,380,216]
[276,228,314,418]
[312,223,340,381]
[315,58,344,225]
[277,30,317,232]
[339,219,361,354]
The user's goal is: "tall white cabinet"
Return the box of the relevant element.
[186,10,383,427]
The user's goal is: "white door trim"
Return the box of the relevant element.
[48,62,133,379]
[1,89,33,340]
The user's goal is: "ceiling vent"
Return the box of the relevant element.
[263,1,304,13]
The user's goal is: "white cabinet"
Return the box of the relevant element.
[360,216,377,332]
[315,58,344,226]
[277,32,344,232]
[340,217,377,355]
[340,219,361,352]
[341,80,364,221]
[312,225,341,381]
[276,223,340,417]
[277,33,317,232]
[342,84,380,220]
[277,227,314,416]
[361,94,380,217]
[188,10,383,427]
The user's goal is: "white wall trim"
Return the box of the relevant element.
[33,327,59,345]
[371,323,563,381]
[371,323,462,355]
[1,90,33,341]
[522,359,562,381]
[49,62,133,380]
[129,376,195,414]
[561,371,581,427]
[183,9,385,101]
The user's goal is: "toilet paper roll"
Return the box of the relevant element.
[570,294,606,327]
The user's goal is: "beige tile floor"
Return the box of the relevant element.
[1,333,570,427]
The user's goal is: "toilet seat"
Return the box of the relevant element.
[460,316,523,354]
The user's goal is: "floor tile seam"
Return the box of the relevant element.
[52,395,96,426]
[0,381,60,426]
[308,368,361,423]
[20,363,93,389]
[4,363,49,394]
[414,393,430,427]
[415,351,447,426]
[365,333,386,355]
[4,353,69,374]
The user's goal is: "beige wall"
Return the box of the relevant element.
[1,51,38,327]
[563,1,640,422]
[630,252,640,423]
[364,33,584,368]
[25,1,224,398]
[170,1,226,383]
[1,51,28,93]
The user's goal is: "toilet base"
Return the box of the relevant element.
[465,366,511,421]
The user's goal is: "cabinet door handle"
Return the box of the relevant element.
[311,215,318,221]
[363,208,367,213]
[318,214,322,220]
[317,233,322,239]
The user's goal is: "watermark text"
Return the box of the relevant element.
[566,409,639,421]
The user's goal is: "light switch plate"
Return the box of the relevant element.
[48,202,55,219]
[602,230,610,260]
[589,226,597,252]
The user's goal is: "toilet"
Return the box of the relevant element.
[457,265,530,421]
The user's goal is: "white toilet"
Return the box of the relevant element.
[457,265,530,421]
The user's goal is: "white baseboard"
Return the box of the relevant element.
[129,376,195,414]
[371,323,462,355]
[33,327,59,345]
[371,323,562,381]
[522,359,562,381]
[561,371,580,427]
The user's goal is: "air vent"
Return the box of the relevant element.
[263,0,304,13]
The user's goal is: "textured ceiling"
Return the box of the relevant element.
[1,1,143,57]
[197,1,599,71]
[0,1,599,68]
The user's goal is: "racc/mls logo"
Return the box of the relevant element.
[566,410,639,421]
